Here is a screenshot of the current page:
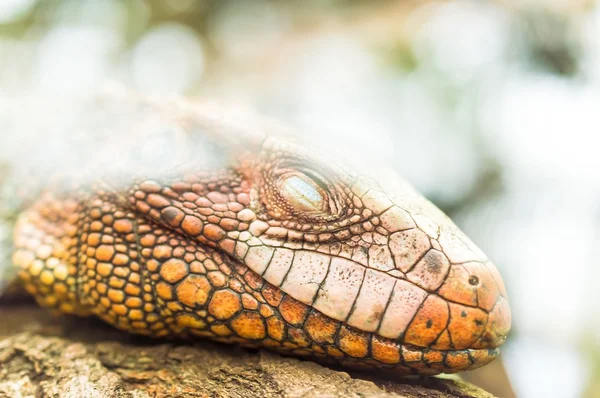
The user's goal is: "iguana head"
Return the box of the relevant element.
[9,94,510,375]
[126,98,511,375]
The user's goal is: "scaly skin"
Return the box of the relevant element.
[10,94,510,376]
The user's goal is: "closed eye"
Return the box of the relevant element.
[279,174,328,214]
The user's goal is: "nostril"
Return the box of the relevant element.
[468,275,479,286]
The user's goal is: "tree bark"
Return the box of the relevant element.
[0,303,495,398]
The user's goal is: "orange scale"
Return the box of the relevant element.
[444,351,473,371]
[447,302,487,349]
[208,290,242,320]
[231,312,266,340]
[304,312,338,345]
[279,295,309,326]
[371,336,401,364]
[159,259,189,284]
[401,346,423,363]
[338,326,369,358]
[403,295,449,347]
[422,350,444,364]
[176,275,211,307]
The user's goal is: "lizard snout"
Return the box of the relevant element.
[474,296,511,348]
[435,257,511,350]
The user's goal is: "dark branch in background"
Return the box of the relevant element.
[512,8,583,77]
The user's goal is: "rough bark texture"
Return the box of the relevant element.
[0,303,495,398]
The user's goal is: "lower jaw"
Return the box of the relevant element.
[177,327,500,376]
[335,347,501,376]
[271,344,501,376]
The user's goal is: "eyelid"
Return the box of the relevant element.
[275,164,332,194]
[279,173,330,214]
[302,170,332,194]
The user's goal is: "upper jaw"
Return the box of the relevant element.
[225,143,511,372]
[226,193,511,353]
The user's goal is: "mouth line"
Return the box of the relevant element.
[400,344,501,363]
[330,342,501,375]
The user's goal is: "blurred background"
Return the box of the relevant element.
[1,0,599,397]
